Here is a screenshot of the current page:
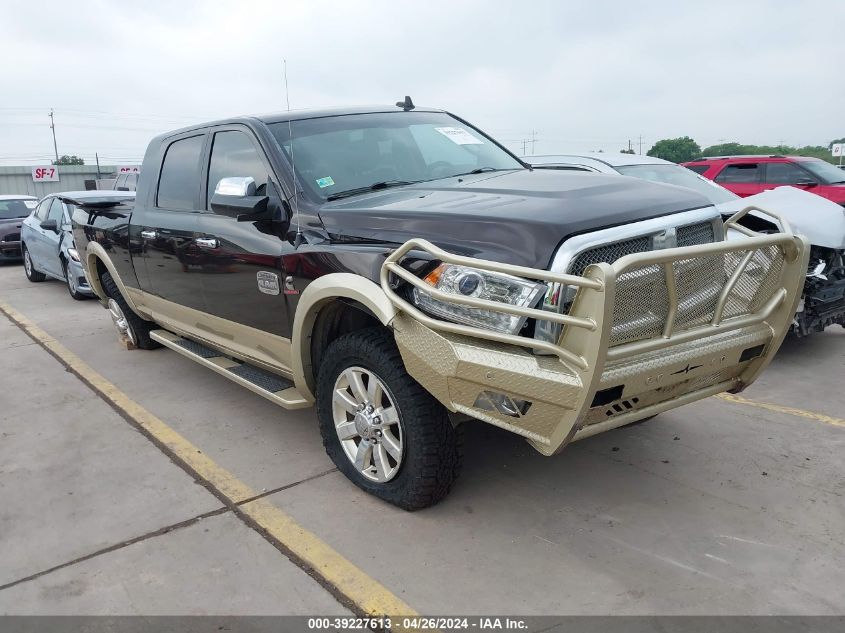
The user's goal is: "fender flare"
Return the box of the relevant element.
[291,273,397,401]
[84,242,143,314]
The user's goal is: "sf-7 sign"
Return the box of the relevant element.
[31,166,59,182]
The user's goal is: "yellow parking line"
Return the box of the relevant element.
[716,393,845,428]
[0,300,416,619]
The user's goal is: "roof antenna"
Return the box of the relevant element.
[284,59,303,248]
[395,95,415,111]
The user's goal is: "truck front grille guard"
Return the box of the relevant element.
[380,205,804,374]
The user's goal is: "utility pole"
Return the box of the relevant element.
[628,139,633,153]
[530,129,538,155]
[95,152,102,179]
[638,135,643,155]
[521,138,528,155]
[49,109,59,164]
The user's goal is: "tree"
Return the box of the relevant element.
[620,148,636,154]
[53,155,84,165]
[647,137,701,163]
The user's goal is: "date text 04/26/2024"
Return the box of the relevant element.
[307,617,528,631]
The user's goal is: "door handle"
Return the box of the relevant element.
[195,237,219,249]
[140,229,157,240]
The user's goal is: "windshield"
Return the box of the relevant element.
[268,111,523,201]
[616,164,738,205]
[798,159,845,184]
[0,198,37,220]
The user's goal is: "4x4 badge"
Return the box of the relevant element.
[256,271,280,295]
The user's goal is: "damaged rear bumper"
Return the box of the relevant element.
[381,206,809,455]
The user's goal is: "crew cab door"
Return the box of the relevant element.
[713,162,763,198]
[196,127,292,339]
[133,132,208,314]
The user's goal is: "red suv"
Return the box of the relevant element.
[683,156,845,205]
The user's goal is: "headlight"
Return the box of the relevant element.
[411,263,546,334]
[67,248,80,262]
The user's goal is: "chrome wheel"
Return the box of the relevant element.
[108,298,136,346]
[24,250,32,276]
[66,265,78,295]
[332,366,404,483]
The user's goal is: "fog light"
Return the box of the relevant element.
[473,391,531,418]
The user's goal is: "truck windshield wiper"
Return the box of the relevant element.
[326,180,418,201]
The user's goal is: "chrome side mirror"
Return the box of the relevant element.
[214,176,256,197]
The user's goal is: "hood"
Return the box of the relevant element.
[319,169,711,268]
[718,186,845,250]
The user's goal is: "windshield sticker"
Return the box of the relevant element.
[315,176,335,188]
[435,127,484,145]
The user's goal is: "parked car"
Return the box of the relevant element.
[21,191,135,299]
[527,154,845,337]
[681,155,845,206]
[0,195,37,261]
[71,102,807,509]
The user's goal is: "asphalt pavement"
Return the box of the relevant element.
[0,261,843,616]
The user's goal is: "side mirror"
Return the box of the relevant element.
[40,219,59,232]
[795,179,818,188]
[215,176,256,197]
[210,176,276,222]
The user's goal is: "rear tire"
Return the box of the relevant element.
[23,246,46,282]
[63,260,87,301]
[316,327,463,510]
[100,271,160,350]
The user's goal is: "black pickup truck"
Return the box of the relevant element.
[72,101,807,509]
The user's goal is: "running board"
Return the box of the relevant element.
[149,330,310,410]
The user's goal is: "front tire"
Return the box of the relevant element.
[100,271,161,350]
[23,246,46,282]
[63,260,87,301]
[316,327,463,510]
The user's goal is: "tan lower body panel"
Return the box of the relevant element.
[393,313,777,456]
[125,288,295,379]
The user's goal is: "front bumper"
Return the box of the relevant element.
[382,206,809,455]
[67,258,95,295]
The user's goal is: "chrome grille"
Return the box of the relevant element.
[677,222,715,247]
[567,220,714,276]
[568,236,650,276]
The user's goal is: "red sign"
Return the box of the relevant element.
[31,166,59,182]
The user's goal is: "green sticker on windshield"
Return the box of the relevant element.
[316,176,335,188]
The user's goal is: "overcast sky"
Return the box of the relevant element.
[1,0,842,166]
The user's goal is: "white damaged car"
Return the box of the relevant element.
[527,153,845,337]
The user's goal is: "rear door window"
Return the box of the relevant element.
[685,165,710,175]
[715,163,761,183]
[156,135,205,210]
